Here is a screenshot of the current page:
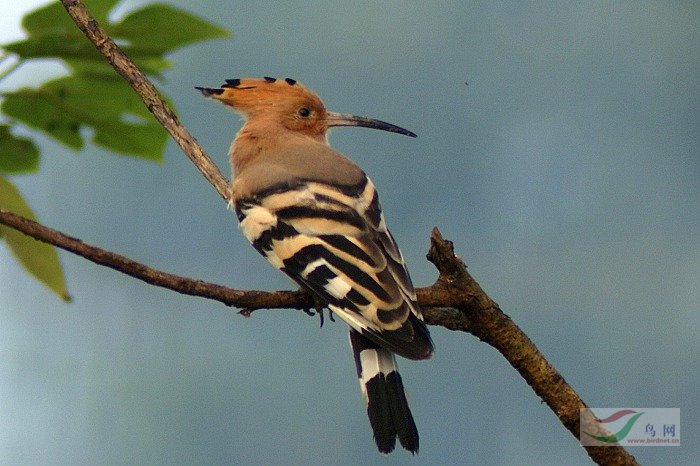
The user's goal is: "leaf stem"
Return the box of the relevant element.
[0,53,23,83]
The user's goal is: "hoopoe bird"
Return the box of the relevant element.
[196,77,433,454]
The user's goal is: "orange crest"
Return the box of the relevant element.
[196,77,416,139]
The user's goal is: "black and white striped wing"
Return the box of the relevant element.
[235,178,433,361]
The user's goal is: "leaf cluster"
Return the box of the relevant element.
[0,0,229,298]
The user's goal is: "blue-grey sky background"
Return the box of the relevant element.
[1,1,698,465]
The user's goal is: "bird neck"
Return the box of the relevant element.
[229,120,326,177]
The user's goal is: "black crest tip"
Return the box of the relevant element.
[263,76,276,83]
[284,78,297,85]
[222,78,241,88]
[195,86,224,96]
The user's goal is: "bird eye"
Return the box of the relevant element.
[298,107,311,118]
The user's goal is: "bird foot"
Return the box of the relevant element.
[301,296,335,327]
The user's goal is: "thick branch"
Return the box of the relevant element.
[0,210,311,311]
[41,2,640,465]
[423,229,637,466]
[1,211,636,466]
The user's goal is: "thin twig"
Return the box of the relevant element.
[0,55,22,83]
[59,0,230,201]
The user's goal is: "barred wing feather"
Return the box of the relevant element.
[236,178,433,361]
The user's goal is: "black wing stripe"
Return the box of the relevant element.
[252,221,299,253]
[372,314,433,360]
[325,254,393,304]
[376,301,411,325]
[319,234,376,267]
[296,258,373,312]
[286,263,363,314]
[277,206,366,231]
[364,189,382,228]
[346,288,371,306]
[242,181,306,200]
[378,318,415,343]
[324,173,369,197]
[305,263,336,284]
[384,254,415,298]
[283,244,392,303]
[378,229,404,265]
[281,244,326,275]
[313,192,352,208]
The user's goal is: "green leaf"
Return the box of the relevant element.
[5,2,229,76]
[21,0,118,35]
[2,75,167,160]
[4,34,105,63]
[4,35,172,77]
[0,1,229,162]
[111,4,230,54]
[0,125,40,173]
[2,88,84,149]
[0,175,69,301]
[5,1,127,69]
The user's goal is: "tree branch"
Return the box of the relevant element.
[0,210,312,311]
[5,1,638,464]
[1,209,636,466]
[59,0,230,201]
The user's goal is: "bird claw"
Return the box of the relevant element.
[316,308,336,327]
[301,295,334,327]
[301,306,327,326]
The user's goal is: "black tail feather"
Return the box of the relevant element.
[365,374,398,453]
[386,371,419,452]
[349,329,420,454]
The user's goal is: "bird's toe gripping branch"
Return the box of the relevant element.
[301,295,335,327]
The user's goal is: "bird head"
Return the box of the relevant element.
[196,77,416,140]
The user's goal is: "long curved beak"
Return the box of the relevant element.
[325,111,417,137]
